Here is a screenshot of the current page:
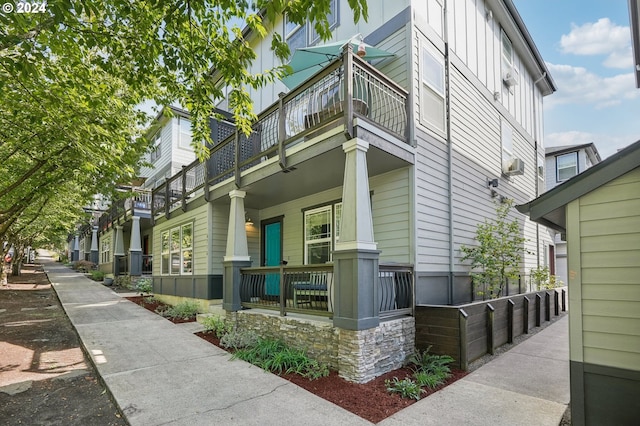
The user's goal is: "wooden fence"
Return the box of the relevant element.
[415,287,567,370]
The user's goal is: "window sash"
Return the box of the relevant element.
[556,153,578,181]
[309,0,337,44]
[160,225,193,275]
[178,117,192,148]
[420,43,445,133]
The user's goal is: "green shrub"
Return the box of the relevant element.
[220,330,260,351]
[135,278,153,294]
[114,275,132,289]
[385,377,423,400]
[157,300,200,319]
[89,270,105,281]
[73,260,95,273]
[232,338,329,380]
[406,347,454,390]
[201,316,232,338]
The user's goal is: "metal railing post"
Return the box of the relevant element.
[279,261,286,317]
[181,165,187,212]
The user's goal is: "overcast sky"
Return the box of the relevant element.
[514,0,640,158]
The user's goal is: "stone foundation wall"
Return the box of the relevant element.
[226,311,415,383]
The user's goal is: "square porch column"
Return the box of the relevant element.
[90,227,99,265]
[333,138,380,331]
[129,216,142,276]
[113,225,124,276]
[72,234,80,263]
[223,190,252,312]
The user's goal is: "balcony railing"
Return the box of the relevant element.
[239,263,413,318]
[152,48,408,218]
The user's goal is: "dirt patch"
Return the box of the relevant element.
[0,264,126,425]
[195,330,467,423]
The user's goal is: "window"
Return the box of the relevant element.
[285,16,307,51]
[309,0,338,44]
[100,236,111,264]
[304,202,342,264]
[420,42,445,133]
[178,117,192,149]
[556,152,578,182]
[160,223,193,275]
[501,119,513,170]
[286,0,338,50]
[501,30,513,74]
[537,155,545,180]
[150,132,161,162]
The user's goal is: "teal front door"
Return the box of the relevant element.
[264,222,281,296]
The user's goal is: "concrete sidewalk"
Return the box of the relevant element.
[45,255,569,426]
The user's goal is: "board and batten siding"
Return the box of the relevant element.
[256,168,411,266]
[152,203,210,276]
[569,167,640,370]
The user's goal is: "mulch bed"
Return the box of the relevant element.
[124,296,196,324]
[194,330,467,423]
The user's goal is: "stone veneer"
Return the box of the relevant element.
[226,310,415,383]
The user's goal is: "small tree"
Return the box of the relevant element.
[461,200,526,299]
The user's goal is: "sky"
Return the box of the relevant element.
[513,0,640,159]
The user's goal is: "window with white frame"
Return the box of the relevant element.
[286,0,338,50]
[150,132,161,162]
[304,202,342,264]
[556,152,578,182]
[178,117,192,149]
[160,223,193,275]
[501,119,513,170]
[100,236,111,264]
[420,41,446,133]
[501,30,513,76]
[309,0,338,44]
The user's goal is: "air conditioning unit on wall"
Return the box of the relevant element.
[503,157,525,176]
[503,66,519,87]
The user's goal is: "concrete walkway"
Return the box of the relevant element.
[45,255,569,426]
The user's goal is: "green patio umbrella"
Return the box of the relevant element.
[281,38,395,89]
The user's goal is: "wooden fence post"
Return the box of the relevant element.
[459,309,468,371]
[545,292,551,322]
[523,296,530,334]
[562,289,566,312]
[554,290,559,316]
[507,299,515,343]
[535,294,541,327]
[487,303,495,355]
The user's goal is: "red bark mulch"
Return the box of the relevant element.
[125,296,196,324]
[194,330,467,423]
[125,295,467,422]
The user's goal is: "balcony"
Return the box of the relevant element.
[153,48,410,217]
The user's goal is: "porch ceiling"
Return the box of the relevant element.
[235,141,411,210]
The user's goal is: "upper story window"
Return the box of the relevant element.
[501,30,513,71]
[501,119,513,169]
[178,117,192,149]
[286,0,338,51]
[420,41,446,134]
[556,152,578,182]
[304,202,342,264]
[150,132,161,162]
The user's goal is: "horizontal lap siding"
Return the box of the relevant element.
[259,169,411,265]
[578,168,640,371]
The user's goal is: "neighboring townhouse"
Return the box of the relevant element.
[72,106,197,279]
[545,143,602,285]
[518,139,640,426]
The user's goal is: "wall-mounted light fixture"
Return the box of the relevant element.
[487,178,499,188]
[245,215,253,226]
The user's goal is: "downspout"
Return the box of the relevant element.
[533,89,540,270]
[444,0,454,305]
